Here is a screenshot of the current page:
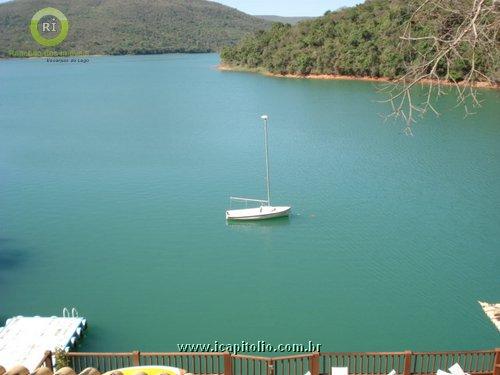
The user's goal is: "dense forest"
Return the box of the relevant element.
[0,0,270,57]
[221,0,497,82]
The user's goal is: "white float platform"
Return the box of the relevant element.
[0,315,86,371]
[479,301,500,331]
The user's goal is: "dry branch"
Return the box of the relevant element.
[381,0,499,134]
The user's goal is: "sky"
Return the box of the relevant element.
[0,0,362,17]
[211,0,361,16]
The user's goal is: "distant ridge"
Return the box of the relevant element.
[0,0,271,57]
[255,15,315,25]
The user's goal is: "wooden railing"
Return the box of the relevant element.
[63,352,136,371]
[231,354,269,375]
[411,350,497,375]
[35,349,500,375]
[36,351,54,371]
[319,352,408,375]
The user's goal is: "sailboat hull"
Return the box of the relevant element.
[226,206,291,221]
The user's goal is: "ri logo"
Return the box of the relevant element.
[30,7,69,47]
[42,18,58,32]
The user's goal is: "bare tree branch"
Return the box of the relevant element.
[381,0,499,133]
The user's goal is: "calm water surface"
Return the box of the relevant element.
[0,54,499,352]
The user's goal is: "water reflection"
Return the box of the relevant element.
[226,215,291,230]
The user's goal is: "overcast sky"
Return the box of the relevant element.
[0,0,362,17]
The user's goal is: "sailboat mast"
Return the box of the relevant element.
[262,115,271,206]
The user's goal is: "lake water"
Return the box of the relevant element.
[0,54,499,353]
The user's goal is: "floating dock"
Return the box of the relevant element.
[478,301,500,331]
[0,309,86,371]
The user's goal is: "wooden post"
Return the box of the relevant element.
[404,351,412,375]
[44,351,54,371]
[223,352,233,375]
[267,358,275,375]
[493,348,500,375]
[309,352,320,375]
[132,351,140,366]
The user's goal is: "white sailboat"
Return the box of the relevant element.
[226,115,291,221]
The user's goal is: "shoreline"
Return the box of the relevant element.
[218,64,499,89]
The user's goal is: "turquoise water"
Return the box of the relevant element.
[0,54,499,353]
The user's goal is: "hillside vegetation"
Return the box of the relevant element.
[221,0,497,82]
[0,0,270,57]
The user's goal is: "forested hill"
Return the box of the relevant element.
[0,0,270,57]
[220,0,493,81]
